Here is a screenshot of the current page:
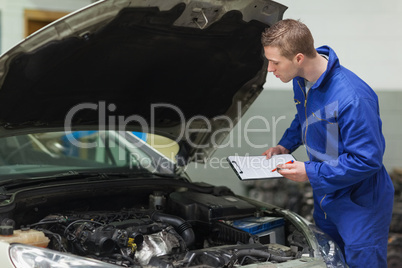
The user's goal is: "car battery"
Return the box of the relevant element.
[232,216,285,245]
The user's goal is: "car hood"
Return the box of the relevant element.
[0,0,286,164]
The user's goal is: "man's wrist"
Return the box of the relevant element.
[277,144,290,154]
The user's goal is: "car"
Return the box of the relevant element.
[0,0,347,267]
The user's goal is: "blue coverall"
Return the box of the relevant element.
[278,46,394,267]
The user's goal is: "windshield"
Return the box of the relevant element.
[0,131,179,177]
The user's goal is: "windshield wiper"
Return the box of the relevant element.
[0,171,105,188]
[0,170,181,189]
[58,170,179,179]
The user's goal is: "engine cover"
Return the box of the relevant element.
[168,191,256,222]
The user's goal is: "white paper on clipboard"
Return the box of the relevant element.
[227,154,296,180]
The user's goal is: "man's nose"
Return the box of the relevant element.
[267,61,275,72]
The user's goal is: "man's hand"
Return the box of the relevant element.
[263,146,308,182]
[277,161,309,182]
[262,145,290,158]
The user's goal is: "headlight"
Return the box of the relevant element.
[309,225,348,268]
[9,243,119,268]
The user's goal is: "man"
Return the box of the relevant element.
[261,19,394,267]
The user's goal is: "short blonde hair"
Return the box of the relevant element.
[261,19,316,60]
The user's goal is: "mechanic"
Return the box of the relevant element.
[261,19,394,267]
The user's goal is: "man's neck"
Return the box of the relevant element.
[301,53,328,82]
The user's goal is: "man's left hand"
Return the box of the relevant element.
[277,161,309,182]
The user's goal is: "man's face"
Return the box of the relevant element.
[264,46,299,83]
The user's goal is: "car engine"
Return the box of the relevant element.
[0,184,312,268]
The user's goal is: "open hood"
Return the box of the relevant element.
[0,0,286,163]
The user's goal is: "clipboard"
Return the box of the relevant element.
[227,154,296,180]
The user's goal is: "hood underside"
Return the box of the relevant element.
[0,0,286,161]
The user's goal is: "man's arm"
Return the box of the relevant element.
[263,114,302,158]
[277,114,303,153]
[306,98,385,195]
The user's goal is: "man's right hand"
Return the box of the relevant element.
[262,145,290,159]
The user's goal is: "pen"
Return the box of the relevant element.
[271,160,294,172]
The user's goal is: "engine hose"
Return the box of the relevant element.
[235,248,271,260]
[233,249,294,264]
[269,254,295,262]
[227,249,270,268]
[73,239,89,255]
[148,211,195,247]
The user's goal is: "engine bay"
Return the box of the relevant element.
[0,180,312,267]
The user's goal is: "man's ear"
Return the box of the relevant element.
[295,53,304,64]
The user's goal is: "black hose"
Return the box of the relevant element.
[226,249,270,268]
[148,211,195,247]
[231,248,294,266]
[235,248,271,260]
[270,254,295,262]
